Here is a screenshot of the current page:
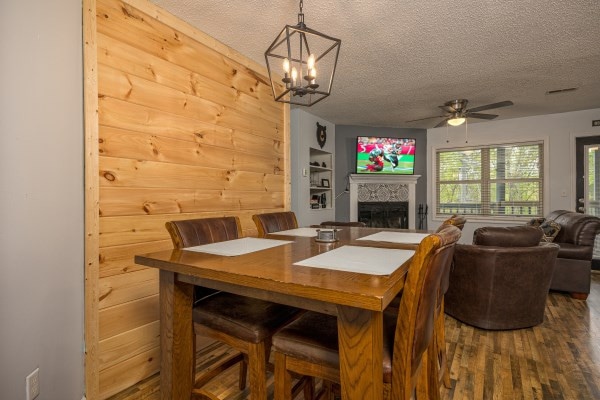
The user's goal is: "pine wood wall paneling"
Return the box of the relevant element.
[99,126,284,174]
[96,0,276,106]
[99,268,158,309]
[98,101,285,158]
[100,240,172,279]
[99,346,160,399]
[97,32,283,120]
[99,187,285,217]
[99,97,237,145]
[98,63,282,141]
[99,320,160,371]
[99,209,276,249]
[84,0,100,398]
[89,0,289,396]
[99,295,159,341]
[98,158,285,195]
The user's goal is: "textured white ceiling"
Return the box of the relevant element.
[151,0,600,128]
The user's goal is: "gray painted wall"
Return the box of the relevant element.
[0,0,85,399]
[334,126,428,222]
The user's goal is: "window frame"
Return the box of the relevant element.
[432,140,547,222]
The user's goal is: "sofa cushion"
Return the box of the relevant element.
[473,226,543,247]
[539,220,561,242]
[526,217,546,227]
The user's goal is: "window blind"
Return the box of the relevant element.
[436,141,543,217]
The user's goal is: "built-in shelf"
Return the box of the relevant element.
[309,147,333,210]
[290,110,335,225]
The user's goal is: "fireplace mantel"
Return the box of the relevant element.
[349,174,420,229]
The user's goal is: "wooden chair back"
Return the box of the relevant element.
[392,224,461,399]
[252,211,298,237]
[165,216,242,248]
[437,214,467,232]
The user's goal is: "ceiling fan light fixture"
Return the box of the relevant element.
[447,117,466,126]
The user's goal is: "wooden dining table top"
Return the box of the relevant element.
[134,226,425,313]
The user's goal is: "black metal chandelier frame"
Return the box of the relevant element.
[264,0,341,106]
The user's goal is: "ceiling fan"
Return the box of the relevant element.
[408,99,514,128]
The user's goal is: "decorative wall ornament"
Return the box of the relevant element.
[316,122,327,148]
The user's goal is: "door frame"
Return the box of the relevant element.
[570,132,600,212]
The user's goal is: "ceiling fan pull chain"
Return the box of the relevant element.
[445,122,449,143]
[465,118,469,143]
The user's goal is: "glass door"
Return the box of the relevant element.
[583,144,600,216]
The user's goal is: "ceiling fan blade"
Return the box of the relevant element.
[467,113,498,120]
[467,100,514,113]
[433,119,449,128]
[406,115,446,122]
[439,105,457,113]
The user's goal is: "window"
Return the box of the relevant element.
[436,141,543,218]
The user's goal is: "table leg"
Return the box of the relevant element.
[337,306,384,400]
[160,270,194,400]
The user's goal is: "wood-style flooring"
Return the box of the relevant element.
[108,272,600,400]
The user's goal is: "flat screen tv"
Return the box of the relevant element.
[355,136,416,175]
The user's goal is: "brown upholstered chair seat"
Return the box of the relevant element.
[272,311,398,383]
[193,293,300,343]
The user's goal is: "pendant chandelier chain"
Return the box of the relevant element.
[298,0,305,26]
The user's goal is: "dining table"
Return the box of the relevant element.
[134,226,430,400]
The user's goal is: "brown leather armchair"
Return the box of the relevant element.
[445,226,559,330]
[544,210,600,300]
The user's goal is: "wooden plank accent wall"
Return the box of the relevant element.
[84,0,290,398]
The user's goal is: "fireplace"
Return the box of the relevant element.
[349,174,420,229]
[358,201,409,228]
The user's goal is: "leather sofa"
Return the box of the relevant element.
[445,226,559,330]
[544,210,600,300]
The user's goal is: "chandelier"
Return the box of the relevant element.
[264,0,341,106]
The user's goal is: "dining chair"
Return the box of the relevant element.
[431,215,467,395]
[252,211,299,237]
[271,224,462,400]
[165,216,303,399]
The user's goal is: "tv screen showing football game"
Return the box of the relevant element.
[355,136,416,175]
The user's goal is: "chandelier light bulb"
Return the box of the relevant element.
[307,54,315,70]
[291,67,298,84]
[282,58,290,73]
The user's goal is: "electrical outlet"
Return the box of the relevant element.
[26,368,40,400]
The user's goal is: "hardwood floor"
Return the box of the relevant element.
[108,272,600,400]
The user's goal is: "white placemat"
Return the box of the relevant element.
[357,231,429,244]
[294,245,414,275]
[269,227,334,237]
[186,237,292,256]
